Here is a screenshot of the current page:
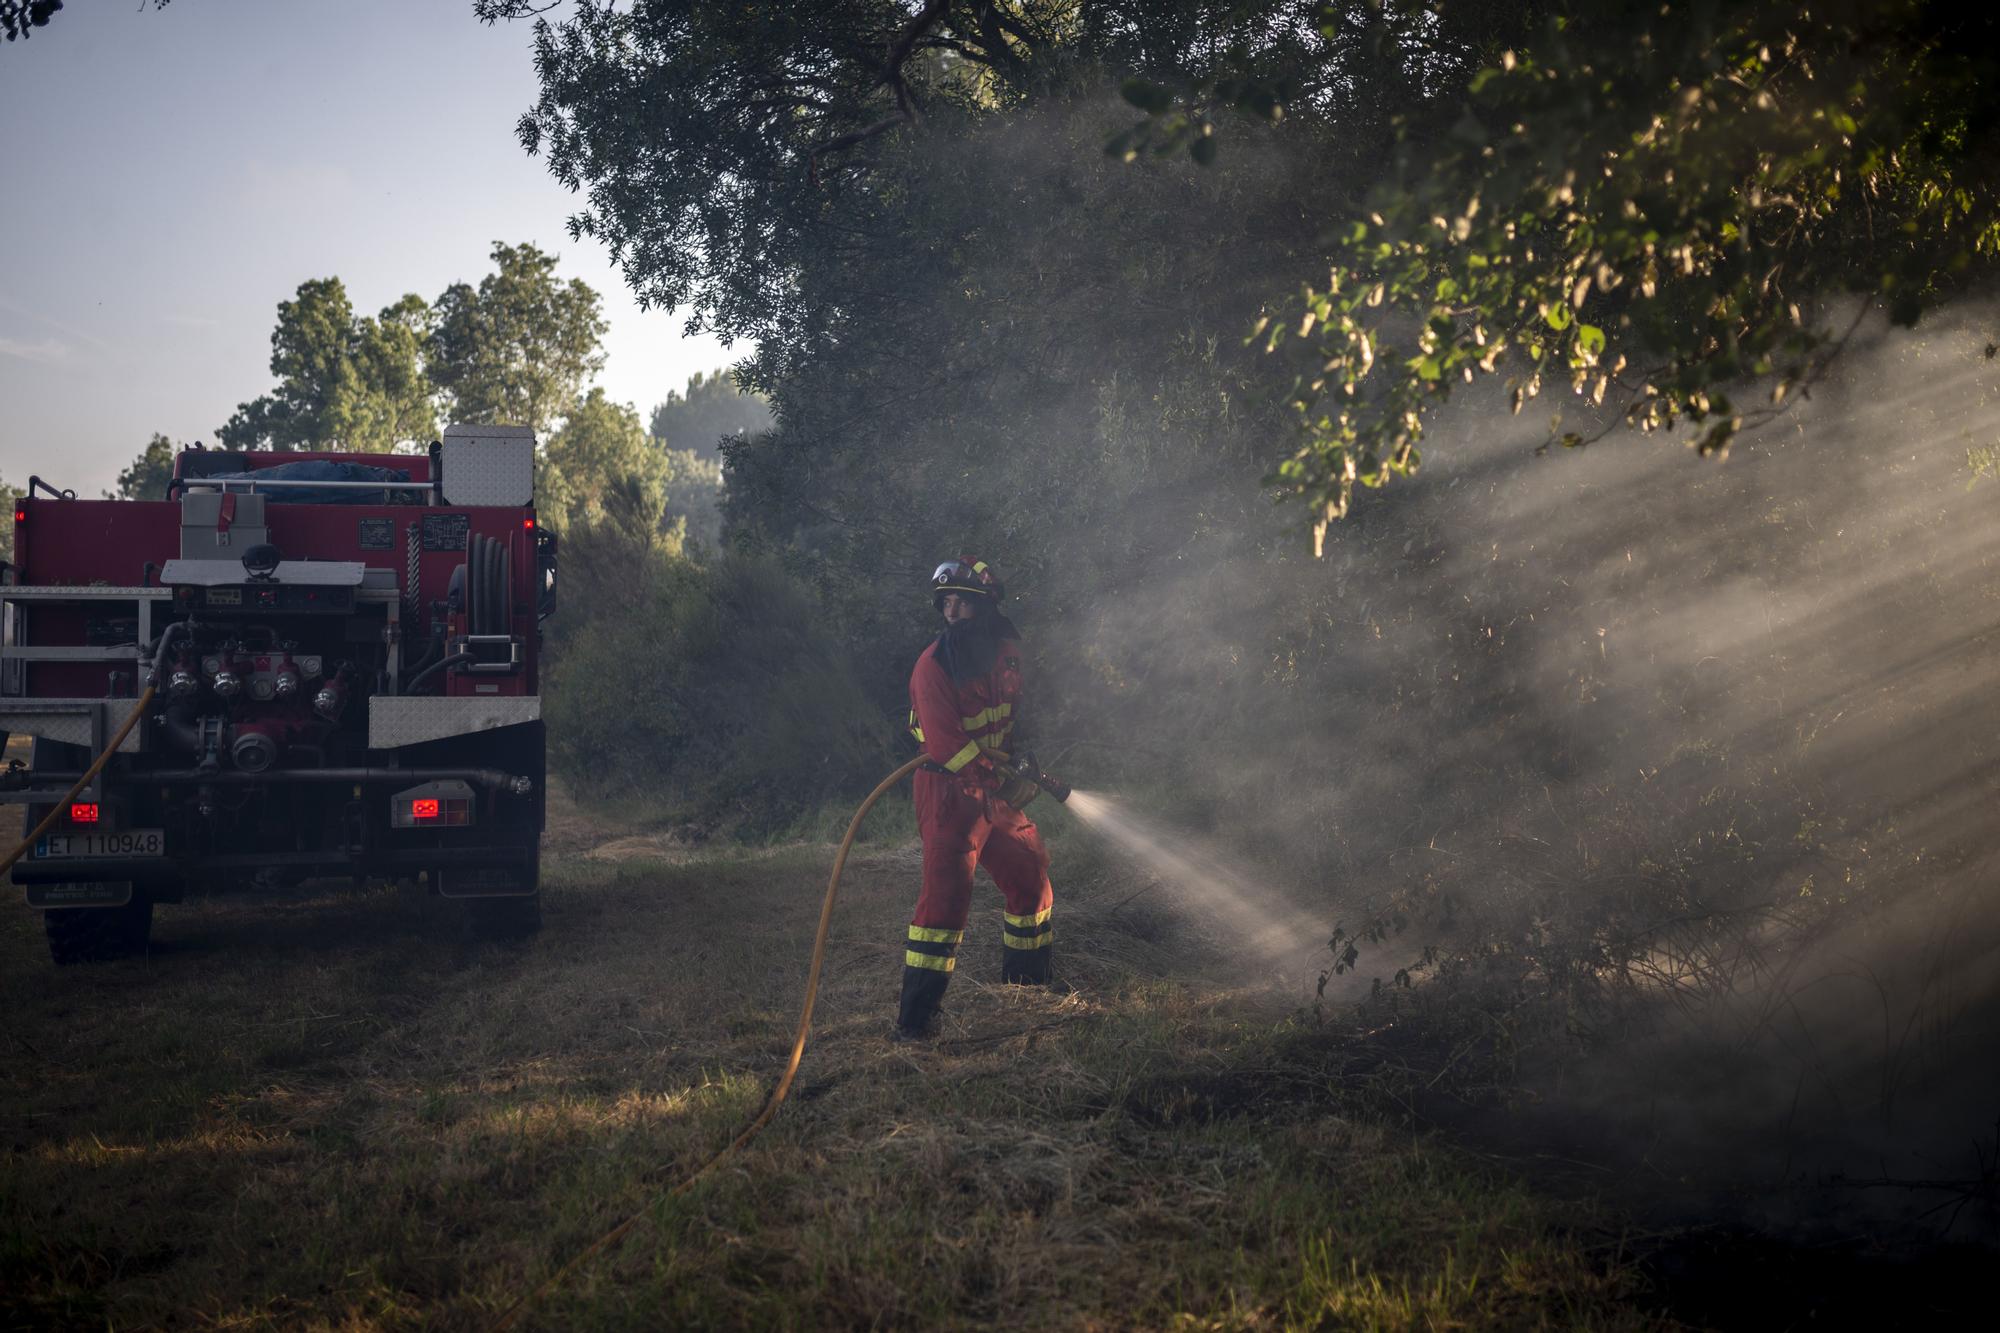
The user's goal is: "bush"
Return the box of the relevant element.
[544,534,895,836]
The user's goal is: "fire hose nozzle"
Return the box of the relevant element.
[1003,753,1071,805]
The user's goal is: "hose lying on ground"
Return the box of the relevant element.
[0,687,157,879]
[491,752,927,1331]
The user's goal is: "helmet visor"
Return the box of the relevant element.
[932,561,975,585]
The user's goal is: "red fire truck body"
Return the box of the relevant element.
[2,426,554,962]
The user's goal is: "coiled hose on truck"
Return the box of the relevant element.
[491,753,926,1331]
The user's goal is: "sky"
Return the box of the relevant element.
[0,0,733,497]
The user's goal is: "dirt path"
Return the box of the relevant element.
[0,811,1648,1330]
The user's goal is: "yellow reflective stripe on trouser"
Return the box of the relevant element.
[1001,907,1053,950]
[906,923,962,971]
[942,740,982,773]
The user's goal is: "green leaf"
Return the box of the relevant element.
[1576,322,1605,354]
[1543,303,1572,332]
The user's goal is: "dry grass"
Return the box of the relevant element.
[1,794,1654,1331]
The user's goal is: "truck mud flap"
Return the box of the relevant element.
[26,881,133,909]
[435,860,537,900]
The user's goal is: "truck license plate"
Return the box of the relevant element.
[32,830,165,859]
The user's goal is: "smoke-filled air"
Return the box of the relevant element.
[7,1,2000,1327]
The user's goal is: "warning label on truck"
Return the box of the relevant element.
[357,517,394,550]
[421,513,471,552]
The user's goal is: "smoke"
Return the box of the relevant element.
[1046,302,2000,1233]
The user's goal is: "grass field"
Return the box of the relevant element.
[1,788,1655,1330]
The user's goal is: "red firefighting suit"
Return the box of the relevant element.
[897,615,1054,1033]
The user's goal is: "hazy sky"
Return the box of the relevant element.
[0,0,731,496]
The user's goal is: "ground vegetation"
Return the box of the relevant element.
[0,809,1658,1330]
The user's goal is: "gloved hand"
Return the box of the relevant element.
[995,774,1040,809]
[993,755,1040,810]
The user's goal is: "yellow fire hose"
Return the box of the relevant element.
[492,752,926,1331]
[0,687,157,879]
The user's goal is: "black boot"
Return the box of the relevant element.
[896,963,951,1039]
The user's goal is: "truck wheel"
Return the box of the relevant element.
[44,893,154,965]
[465,892,541,941]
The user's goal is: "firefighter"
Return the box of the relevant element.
[896,556,1055,1040]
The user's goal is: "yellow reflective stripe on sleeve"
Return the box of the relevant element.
[960,703,1013,730]
[907,925,964,944]
[1004,907,1053,928]
[971,560,988,574]
[910,725,926,742]
[905,950,956,972]
[943,740,982,773]
[1002,929,1053,949]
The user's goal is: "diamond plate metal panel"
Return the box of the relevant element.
[440,424,536,507]
[369,696,541,748]
[0,701,143,752]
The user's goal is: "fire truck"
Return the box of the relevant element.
[2,426,554,963]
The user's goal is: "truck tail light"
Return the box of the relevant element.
[390,780,476,828]
[70,802,99,824]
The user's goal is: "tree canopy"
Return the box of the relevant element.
[217,280,436,453]
[427,240,607,436]
[538,387,666,536]
[0,472,20,564]
[492,0,2000,553]
[108,433,177,501]
[1225,0,2000,546]
[649,368,771,458]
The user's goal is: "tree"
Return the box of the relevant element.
[649,368,771,458]
[0,472,20,564]
[218,278,437,453]
[4,0,170,46]
[537,387,669,539]
[658,444,724,550]
[427,241,607,436]
[496,0,2000,553]
[108,433,177,501]
[0,0,61,43]
[1117,0,2000,546]
[487,0,1367,370]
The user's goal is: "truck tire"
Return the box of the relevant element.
[44,893,154,965]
